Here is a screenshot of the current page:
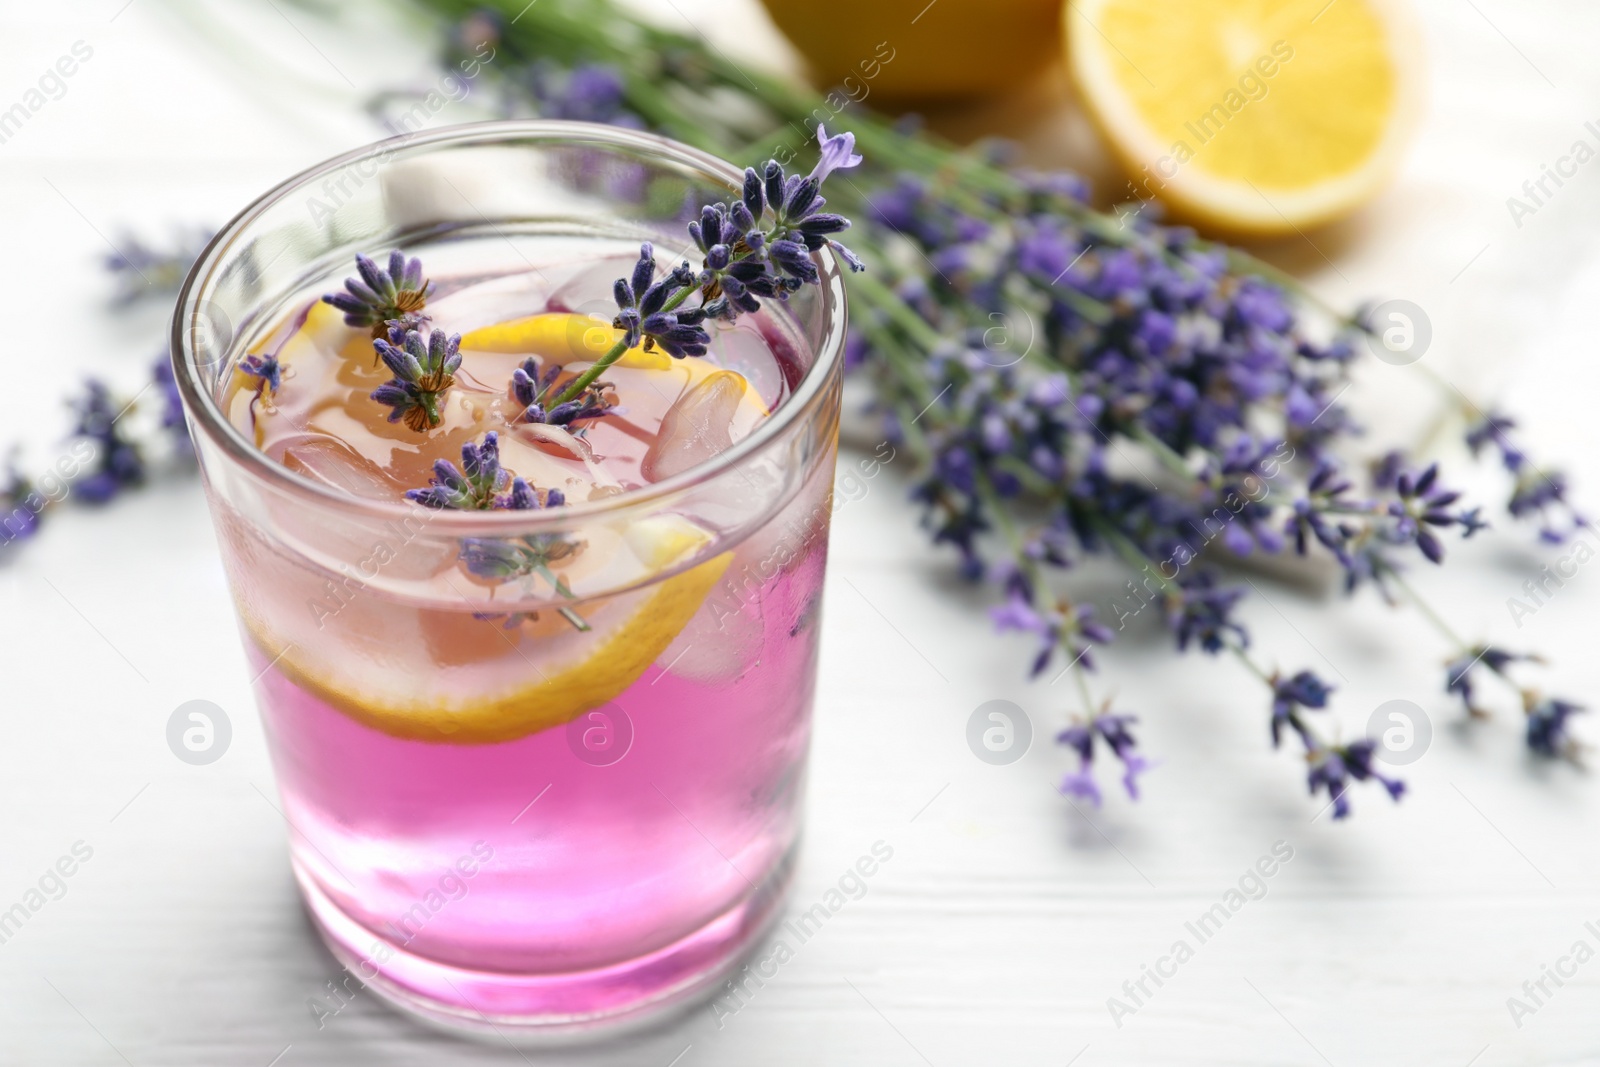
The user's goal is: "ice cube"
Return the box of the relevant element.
[274,434,459,580]
[658,580,766,686]
[426,271,552,338]
[496,428,613,498]
[641,371,747,482]
[705,322,785,412]
[278,434,399,500]
[546,253,644,319]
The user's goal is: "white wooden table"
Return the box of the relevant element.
[5,1,1600,1064]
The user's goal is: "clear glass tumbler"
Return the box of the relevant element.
[170,121,845,1035]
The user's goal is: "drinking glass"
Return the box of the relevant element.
[170,121,845,1035]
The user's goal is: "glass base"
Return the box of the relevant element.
[295,846,795,1042]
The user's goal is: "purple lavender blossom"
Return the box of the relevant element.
[1527,698,1583,759]
[104,227,212,305]
[323,251,431,337]
[152,355,193,459]
[1444,645,1526,716]
[406,432,511,511]
[370,325,461,432]
[68,380,145,505]
[238,352,281,393]
[1167,575,1248,655]
[808,126,862,185]
[1271,670,1333,748]
[611,244,709,358]
[1466,410,1586,544]
[524,63,642,128]
[511,357,613,427]
[1310,740,1405,819]
[1056,713,1149,806]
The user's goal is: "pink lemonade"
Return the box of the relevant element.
[208,241,838,1030]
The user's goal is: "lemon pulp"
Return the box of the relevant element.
[1069,0,1419,234]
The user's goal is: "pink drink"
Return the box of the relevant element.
[203,239,840,1031]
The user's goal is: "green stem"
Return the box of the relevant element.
[1227,643,1273,685]
[1093,518,1179,598]
[1379,562,1536,706]
[552,337,630,405]
[848,269,945,351]
[1073,668,1097,718]
[1380,564,1470,651]
[1127,424,1198,485]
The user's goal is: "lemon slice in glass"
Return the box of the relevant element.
[243,515,731,744]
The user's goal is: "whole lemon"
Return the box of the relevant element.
[759,0,1064,102]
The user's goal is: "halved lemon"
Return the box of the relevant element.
[1067,0,1422,235]
[243,515,732,744]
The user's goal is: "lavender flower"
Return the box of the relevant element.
[1390,463,1475,564]
[402,432,584,623]
[152,355,192,459]
[532,64,639,126]
[1466,410,1586,543]
[458,477,575,585]
[371,326,461,432]
[991,591,1112,678]
[550,126,864,410]
[322,251,431,337]
[0,464,41,550]
[104,227,211,305]
[511,357,612,427]
[1444,645,1527,717]
[1309,740,1405,820]
[808,125,863,184]
[68,380,145,505]
[1057,712,1150,806]
[611,244,709,358]
[405,432,512,510]
[1271,670,1333,748]
[1526,698,1583,759]
[238,352,282,393]
[1167,575,1249,655]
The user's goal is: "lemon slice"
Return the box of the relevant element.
[1067,0,1421,235]
[461,312,673,370]
[242,516,731,745]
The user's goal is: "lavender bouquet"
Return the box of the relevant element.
[7,0,1584,822]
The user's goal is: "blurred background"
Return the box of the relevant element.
[5,1,1600,1064]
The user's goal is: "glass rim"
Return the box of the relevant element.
[170,119,847,534]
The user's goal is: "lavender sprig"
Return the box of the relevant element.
[512,357,613,427]
[403,1,1592,817]
[404,431,586,630]
[1527,698,1584,759]
[7,231,207,554]
[322,251,431,337]
[1465,410,1587,544]
[406,432,515,510]
[1057,712,1151,807]
[1309,741,1406,820]
[370,325,462,432]
[238,353,282,393]
[548,126,864,408]
[68,380,147,504]
[1445,645,1532,718]
[104,227,212,305]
